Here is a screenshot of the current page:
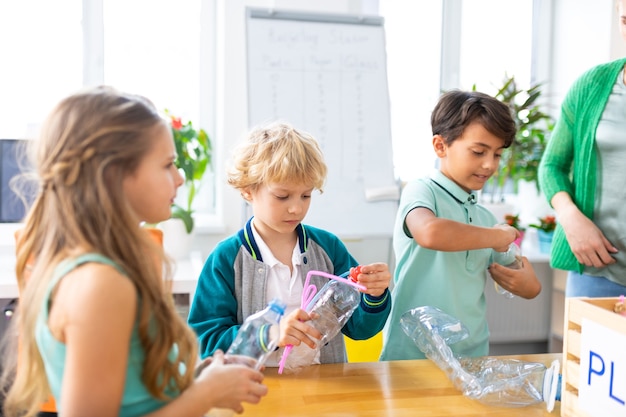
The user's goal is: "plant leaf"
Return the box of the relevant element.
[170,204,194,234]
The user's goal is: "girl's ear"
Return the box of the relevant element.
[432,135,447,157]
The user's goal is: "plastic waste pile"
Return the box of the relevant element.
[400,305,560,411]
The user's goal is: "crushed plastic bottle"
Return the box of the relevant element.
[400,305,560,412]
[305,267,362,345]
[226,298,286,370]
[278,268,365,373]
[492,242,523,298]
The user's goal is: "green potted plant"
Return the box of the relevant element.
[528,215,556,233]
[479,75,554,203]
[166,111,212,234]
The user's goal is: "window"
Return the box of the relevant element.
[457,0,533,94]
[0,0,218,227]
[379,1,443,182]
[379,0,535,183]
[0,0,82,139]
[102,0,202,125]
[101,0,217,220]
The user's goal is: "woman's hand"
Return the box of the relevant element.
[558,203,617,267]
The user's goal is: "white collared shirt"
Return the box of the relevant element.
[250,221,321,367]
[250,221,303,315]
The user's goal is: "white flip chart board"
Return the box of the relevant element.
[246,8,398,238]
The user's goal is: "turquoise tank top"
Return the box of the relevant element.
[35,253,178,416]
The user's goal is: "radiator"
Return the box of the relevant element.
[485,261,553,343]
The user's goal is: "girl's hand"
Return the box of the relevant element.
[277,308,322,349]
[351,263,390,297]
[195,350,267,412]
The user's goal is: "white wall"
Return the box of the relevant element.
[611,0,626,58]
[192,0,626,264]
[192,0,391,265]
[2,0,624,267]
[547,0,617,115]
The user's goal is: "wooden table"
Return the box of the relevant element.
[242,353,562,416]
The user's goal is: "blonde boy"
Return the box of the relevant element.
[188,122,392,366]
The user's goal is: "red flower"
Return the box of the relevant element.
[529,215,557,232]
[171,116,183,130]
[504,213,524,231]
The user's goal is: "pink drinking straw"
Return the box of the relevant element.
[277,269,366,374]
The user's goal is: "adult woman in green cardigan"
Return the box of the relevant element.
[538,0,626,297]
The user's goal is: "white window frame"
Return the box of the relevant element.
[82,0,222,232]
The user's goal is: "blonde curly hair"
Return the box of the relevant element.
[227,121,327,194]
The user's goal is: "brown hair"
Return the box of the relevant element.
[431,90,516,147]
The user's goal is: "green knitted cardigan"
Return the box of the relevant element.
[538,57,626,273]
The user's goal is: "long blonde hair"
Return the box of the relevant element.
[2,86,198,417]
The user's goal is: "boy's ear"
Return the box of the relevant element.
[432,135,447,157]
[241,188,252,201]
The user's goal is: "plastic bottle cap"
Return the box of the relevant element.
[543,360,560,412]
[268,298,286,315]
[349,266,362,283]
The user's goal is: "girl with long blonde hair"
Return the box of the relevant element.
[1,86,267,417]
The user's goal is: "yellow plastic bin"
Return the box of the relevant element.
[344,332,383,362]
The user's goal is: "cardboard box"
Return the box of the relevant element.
[562,297,626,417]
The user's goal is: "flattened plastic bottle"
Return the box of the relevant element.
[400,305,561,412]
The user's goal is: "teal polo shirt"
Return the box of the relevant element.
[381,171,508,361]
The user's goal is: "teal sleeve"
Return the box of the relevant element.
[342,289,391,340]
[187,236,241,359]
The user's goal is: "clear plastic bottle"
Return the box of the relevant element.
[493,242,523,298]
[305,269,362,345]
[226,298,286,370]
[400,305,561,412]
[278,268,364,373]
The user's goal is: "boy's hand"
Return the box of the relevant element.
[352,262,390,297]
[492,223,520,252]
[488,256,541,299]
[278,308,322,349]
